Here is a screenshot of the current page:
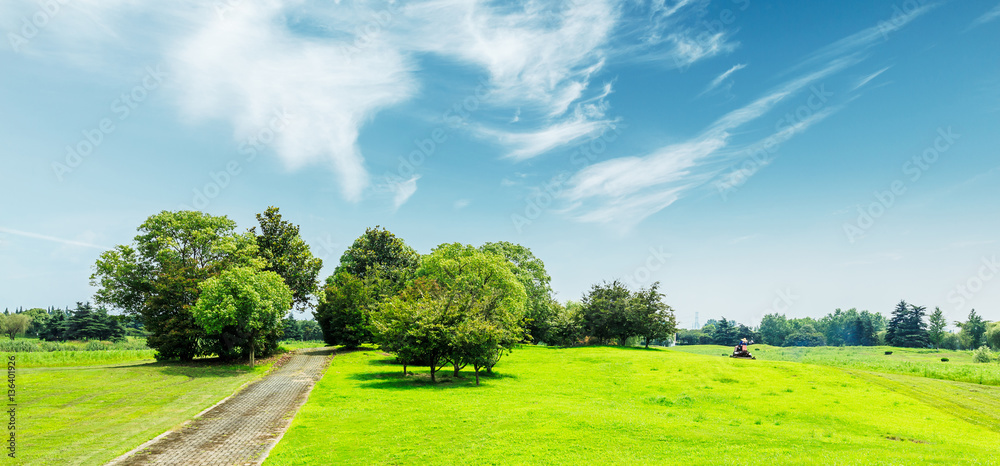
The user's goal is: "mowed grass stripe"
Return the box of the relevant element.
[265,346,1000,465]
[847,369,1000,433]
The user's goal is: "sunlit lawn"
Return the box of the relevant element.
[19,358,273,465]
[266,345,1000,465]
[671,344,1000,386]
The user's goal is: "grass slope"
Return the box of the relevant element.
[265,346,1000,465]
[20,359,273,465]
[671,345,1000,386]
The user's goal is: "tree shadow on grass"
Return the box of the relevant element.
[540,344,667,352]
[100,348,332,378]
[101,360,257,378]
[349,369,518,390]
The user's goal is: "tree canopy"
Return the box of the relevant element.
[885,300,929,348]
[92,210,273,360]
[316,226,420,347]
[371,243,527,383]
[252,206,323,311]
[192,267,293,367]
[479,241,555,344]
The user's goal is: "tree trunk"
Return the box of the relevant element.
[453,362,461,377]
[475,367,480,386]
[250,347,255,368]
[403,363,407,375]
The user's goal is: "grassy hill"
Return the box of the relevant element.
[265,345,1000,465]
[671,344,1000,385]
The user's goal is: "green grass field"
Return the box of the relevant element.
[265,345,1000,465]
[671,345,1000,386]
[19,358,274,465]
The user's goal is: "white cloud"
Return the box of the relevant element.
[171,1,417,201]
[391,175,421,210]
[561,10,928,228]
[702,63,746,95]
[968,3,1000,30]
[851,66,891,92]
[453,199,471,209]
[2,0,746,204]
[485,112,616,161]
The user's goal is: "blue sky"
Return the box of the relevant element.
[1,0,999,329]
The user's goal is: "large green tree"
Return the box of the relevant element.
[39,311,69,341]
[416,243,527,374]
[315,272,376,347]
[91,210,261,360]
[252,206,323,310]
[580,280,633,345]
[316,227,420,346]
[955,309,988,349]
[928,307,947,349]
[23,308,49,338]
[630,282,677,348]
[333,226,420,284]
[985,322,1000,350]
[547,301,584,347]
[372,244,527,381]
[711,318,739,346]
[191,267,293,367]
[373,278,453,380]
[479,242,555,344]
[0,314,31,340]
[886,301,929,348]
[759,313,790,346]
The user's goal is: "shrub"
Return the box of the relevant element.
[972,346,994,364]
[782,332,826,347]
[85,341,109,351]
[885,351,893,355]
[39,342,75,352]
[940,358,949,362]
[0,340,40,352]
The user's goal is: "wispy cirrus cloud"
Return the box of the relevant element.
[391,175,420,210]
[851,66,891,92]
[968,2,1000,30]
[1,0,743,208]
[0,227,108,250]
[701,63,747,96]
[561,5,932,229]
[618,0,739,68]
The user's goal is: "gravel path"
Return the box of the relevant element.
[107,347,332,466]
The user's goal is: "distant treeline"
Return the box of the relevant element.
[678,302,998,351]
